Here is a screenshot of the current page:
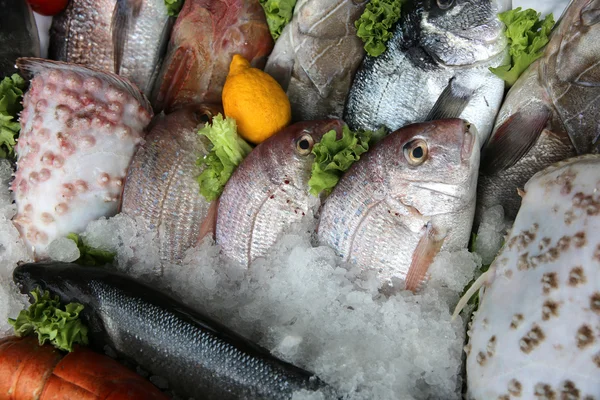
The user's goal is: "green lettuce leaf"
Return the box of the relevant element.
[355,0,403,58]
[8,288,88,352]
[0,74,26,159]
[309,125,386,197]
[490,8,555,86]
[197,114,253,201]
[259,0,297,40]
[66,233,115,266]
[165,0,184,17]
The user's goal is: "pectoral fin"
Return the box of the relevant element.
[426,77,474,121]
[198,199,219,242]
[405,223,445,292]
[111,0,143,74]
[152,47,196,113]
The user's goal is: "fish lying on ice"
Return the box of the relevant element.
[344,0,511,146]
[264,0,368,122]
[49,0,173,97]
[121,104,222,266]
[216,119,344,267]
[12,262,337,400]
[151,0,274,113]
[461,155,600,399]
[317,119,480,291]
[0,0,40,79]
[477,0,600,223]
[11,58,153,259]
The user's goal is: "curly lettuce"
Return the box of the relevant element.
[490,8,555,86]
[355,0,403,58]
[259,0,297,40]
[165,0,184,17]
[0,74,26,159]
[67,233,115,266]
[197,114,253,201]
[9,288,88,352]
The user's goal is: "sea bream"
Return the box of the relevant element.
[121,105,222,266]
[0,0,40,79]
[460,155,600,399]
[344,0,511,146]
[12,262,337,400]
[216,119,344,268]
[317,119,480,291]
[477,0,600,223]
[49,0,173,97]
[264,0,368,122]
[151,0,274,113]
[11,58,153,259]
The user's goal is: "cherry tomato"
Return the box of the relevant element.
[27,0,69,16]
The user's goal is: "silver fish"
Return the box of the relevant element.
[317,119,479,291]
[49,0,173,97]
[344,0,511,146]
[476,0,600,223]
[0,0,40,78]
[121,105,222,266]
[216,119,345,267]
[264,0,368,122]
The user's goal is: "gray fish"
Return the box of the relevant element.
[0,0,40,78]
[317,119,479,291]
[49,0,173,97]
[344,0,511,146]
[121,105,222,266]
[264,0,368,122]
[13,262,335,400]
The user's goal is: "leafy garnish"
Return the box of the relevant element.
[0,74,26,159]
[309,125,386,197]
[9,288,88,352]
[197,114,253,201]
[355,0,403,58]
[165,0,184,17]
[66,233,115,266]
[259,0,297,40]
[490,8,555,86]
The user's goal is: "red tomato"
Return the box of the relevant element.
[27,0,69,16]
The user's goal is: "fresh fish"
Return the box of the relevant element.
[49,0,173,97]
[121,104,222,266]
[476,0,600,223]
[344,0,511,146]
[264,0,368,122]
[0,0,40,78]
[12,262,336,400]
[216,119,344,267]
[317,119,479,291]
[151,0,274,113]
[11,58,153,259]
[462,155,600,399]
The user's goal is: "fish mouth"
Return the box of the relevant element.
[461,122,477,163]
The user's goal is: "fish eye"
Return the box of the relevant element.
[295,133,315,156]
[403,139,429,166]
[436,0,454,10]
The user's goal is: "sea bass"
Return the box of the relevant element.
[151,0,274,113]
[0,0,40,79]
[49,0,173,97]
[344,0,511,146]
[264,0,368,122]
[216,119,344,267]
[477,0,600,223]
[11,58,153,259]
[462,155,600,399]
[121,105,221,266]
[317,119,479,291]
[12,262,336,400]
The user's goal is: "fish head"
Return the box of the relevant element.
[13,262,82,304]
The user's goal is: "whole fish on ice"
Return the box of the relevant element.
[317,119,480,291]
[151,0,274,113]
[216,119,344,267]
[264,0,368,122]
[344,0,511,145]
[0,0,40,79]
[462,155,600,399]
[121,105,222,266]
[12,262,336,400]
[11,58,153,259]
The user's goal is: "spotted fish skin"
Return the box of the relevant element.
[466,155,600,399]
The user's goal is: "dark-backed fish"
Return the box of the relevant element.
[0,0,40,78]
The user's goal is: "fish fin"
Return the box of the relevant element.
[451,267,495,320]
[426,77,474,121]
[198,199,219,242]
[152,47,195,113]
[480,109,551,174]
[16,57,152,114]
[405,223,445,293]
[111,0,143,75]
[144,17,175,97]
